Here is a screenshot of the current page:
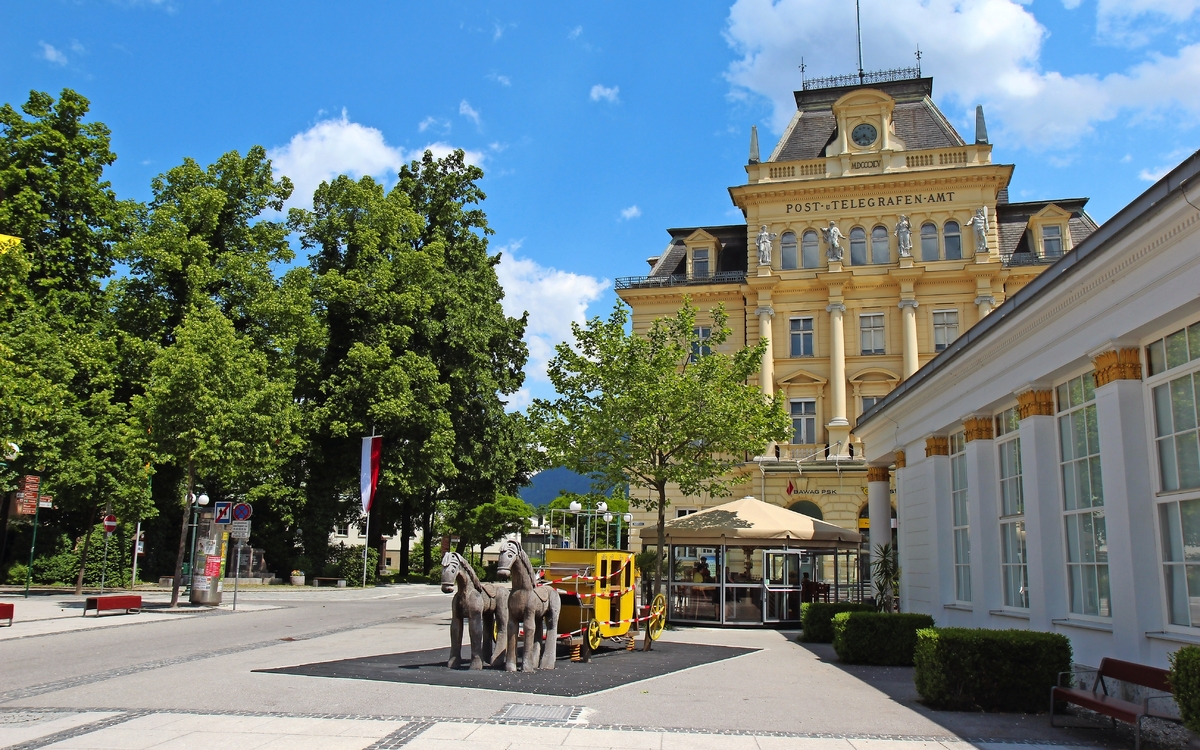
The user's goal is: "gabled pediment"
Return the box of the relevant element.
[684,228,720,246]
[849,366,900,383]
[1031,204,1071,220]
[777,367,828,388]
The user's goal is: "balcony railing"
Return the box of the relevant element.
[770,441,866,463]
[1001,252,1060,268]
[615,271,747,290]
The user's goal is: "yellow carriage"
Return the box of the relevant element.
[543,548,666,650]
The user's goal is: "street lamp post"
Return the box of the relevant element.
[185,492,210,591]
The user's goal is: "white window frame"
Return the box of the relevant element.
[1041,225,1064,259]
[932,309,959,353]
[860,313,885,355]
[692,247,710,278]
[690,326,712,362]
[334,524,350,537]
[1056,371,1110,620]
[780,232,798,270]
[801,230,820,269]
[950,430,971,603]
[996,406,1028,609]
[790,317,814,358]
[790,399,817,445]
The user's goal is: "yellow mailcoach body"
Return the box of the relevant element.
[543,549,637,646]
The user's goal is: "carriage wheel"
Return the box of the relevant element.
[587,618,602,651]
[648,593,667,640]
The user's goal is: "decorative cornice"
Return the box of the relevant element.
[925,436,949,457]
[897,299,919,309]
[867,466,891,483]
[826,302,847,313]
[1016,389,1054,419]
[1092,348,1142,387]
[894,450,906,469]
[755,306,775,318]
[963,416,994,442]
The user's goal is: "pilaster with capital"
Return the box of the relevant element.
[898,299,919,379]
[755,305,775,396]
[826,301,850,458]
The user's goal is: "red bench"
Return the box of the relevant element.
[0,601,12,626]
[83,595,142,617]
[1051,657,1179,750]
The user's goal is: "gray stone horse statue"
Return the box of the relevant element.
[440,551,509,669]
[495,539,561,672]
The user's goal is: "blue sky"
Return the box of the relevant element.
[5,0,1200,405]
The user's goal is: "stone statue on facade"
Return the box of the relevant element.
[821,221,845,262]
[756,225,777,266]
[895,215,913,258]
[441,551,509,669]
[966,207,990,254]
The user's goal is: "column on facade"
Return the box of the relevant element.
[963,415,999,620]
[925,436,957,608]
[1014,388,1062,631]
[975,295,996,318]
[756,305,775,396]
[826,302,850,458]
[1091,347,1161,662]
[899,299,919,379]
[867,465,892,599]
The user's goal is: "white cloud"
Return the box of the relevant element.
[724,0,1200,151]
[494,242,609,387]
[1139,165,1173,181]
[590,84,620,103]
[1096,0,1200,43]
[39,42,67,66]
[568,25,583,39]
[418,116,444,133]
[620,205,642,220]
[1138,148,1194,180]
[459,100,481,127]
[488,73,511,86]
[268,111,483,209]
[69,40,86,54]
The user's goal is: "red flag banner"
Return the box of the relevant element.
[360,436,381,514]
[786,480,795,496]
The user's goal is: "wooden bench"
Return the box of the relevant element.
[0,601,12,626]
[83,595,142,617]
[310,577,346,588]
[1051,657,1179,750]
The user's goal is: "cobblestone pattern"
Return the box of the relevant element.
[366,720,435,748]
[1,709,152,750]
[0,616,400,703]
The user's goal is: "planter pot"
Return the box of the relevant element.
[290,575,305,586]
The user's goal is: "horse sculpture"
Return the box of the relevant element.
[440,551,509,670]
[495,539,561,672]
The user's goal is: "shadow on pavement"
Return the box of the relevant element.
[795,640,1179,749]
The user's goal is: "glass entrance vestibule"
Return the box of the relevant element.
[667,544,865,625]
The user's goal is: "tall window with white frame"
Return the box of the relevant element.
[1042,226,1063,259]
[690,326,711,362]
[1057,372,1110,618]
[860,313,885,355]
[933,310,959,352]
[950,431,971,603]
[871,226,890,264]
[790,317,814,357]
[791,400,817,445]
[780,232,798,270]
[801,230,820,268]
[996,406,1028,609]
[1148,321,1200,626]
[692,248,709,278]
[921,222,939,262]
[850,227,867,266]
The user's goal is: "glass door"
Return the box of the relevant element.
[762,550,803,623]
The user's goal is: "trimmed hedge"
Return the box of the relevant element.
[914,628,1072,712]
[833,612,936,665]
[800,602,875,643]
[1169,645,1200,733]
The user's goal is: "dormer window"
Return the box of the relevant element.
[1041,225,1063,259]
[692,248,710,278]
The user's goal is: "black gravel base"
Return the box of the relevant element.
[256,641,758,697]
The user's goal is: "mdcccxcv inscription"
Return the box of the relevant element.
[786,191,957,214]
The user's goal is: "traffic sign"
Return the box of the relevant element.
[214,501,232,524]
[232,502,252,521]
[102,514,117,534]
[38,495,54,509]
[231,519,251,540]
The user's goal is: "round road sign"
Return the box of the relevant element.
[102,514,117,534]
[232,502,252,520]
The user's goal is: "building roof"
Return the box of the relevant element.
[648,224,748,277]
[857,148,1200,436]
[768,77,965,163]
[994,199,1098,258]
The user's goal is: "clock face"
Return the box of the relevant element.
[851,123,878,147]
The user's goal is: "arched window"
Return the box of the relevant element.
[921,222,939,261]
[871,226,890,264]
[944,221,962,260]
[780,231,798,270]
[801,230,820,268]
[849,227,867,265]
[788,500,824,520]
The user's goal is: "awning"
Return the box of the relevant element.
[645,496,862,547]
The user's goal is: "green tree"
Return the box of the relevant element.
[531,300,791,597]
[133,305,298,606]
[456,494,534,561]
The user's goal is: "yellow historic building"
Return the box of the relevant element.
[618,71,1097,552]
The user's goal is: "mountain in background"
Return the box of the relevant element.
[518,466,597,509]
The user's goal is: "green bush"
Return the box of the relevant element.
[800,602,875,643]
[914,627,1071,712]
[324,543,379,586]
[5,563,29,585]
[833,612,935,665]
[1169,645,1200,733]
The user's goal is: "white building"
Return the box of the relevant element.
[856,151,1200,668]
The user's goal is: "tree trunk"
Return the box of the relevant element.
[74,506,100,595]
[399,500,411,577]
[170,460,194,608]
[654,484,667,597]
[422,507,433,575]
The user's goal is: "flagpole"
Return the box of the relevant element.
[362,511,370,588]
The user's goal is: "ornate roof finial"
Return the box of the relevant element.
[856,0,865,84]
[914,45,923,76]
[975,105,989,145]
[749,125,761,165]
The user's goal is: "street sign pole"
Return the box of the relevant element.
[130,520,141,589]
[23,504,39,599]
[232,541,241,611]
[100,528,110,594]
[361,512,371,588]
